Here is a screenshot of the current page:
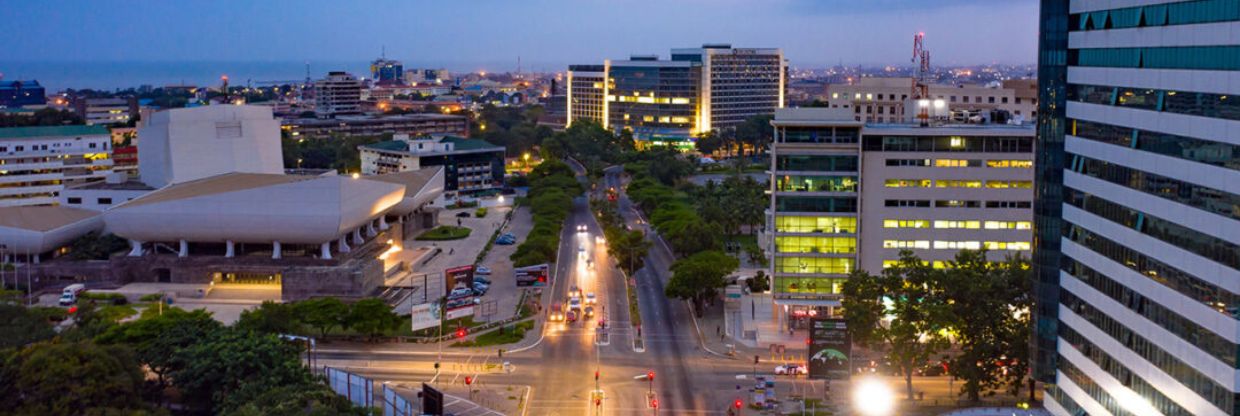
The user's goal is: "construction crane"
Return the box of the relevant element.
[911,32,931,126]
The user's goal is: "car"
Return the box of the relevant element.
[586,259,595,271]
[578,246,587,259]
[472,282,489,294]
[577,224,587,233]
[456,211,471,218]
[774,364,808,376]
[475,266,492,275]
[566,310,578,323]
[495,234,516,245]
[449,288,473,299]
[473,275,492,285]
[549,303,565,321]
[585,292,597,305]
[584,306,595,318]
[568,298,582,312]
[595,235,605,245]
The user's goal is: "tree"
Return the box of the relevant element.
[841,250,950,401]
[66,231,129,260]
[294,297,348,339]
[940,250,1032,402]
[170,329,308,413]
[0,304,55,349]
[96,307,223,391]
[746,270,770,293]
[695,131,724,156]
[665,251,739,316]
[608,229,652,275]
[235,301,300,335]
[224,380,370,416]
[0,342,152,414]
[735,114,775,155]
[344,298,400,341]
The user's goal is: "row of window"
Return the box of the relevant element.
[1061,229,1239,368]
[1063,221,1240,318]
[775,197,857,213]
[1071,0,1240,32]
[775,175,858,193]
[1074,45,1240,71]
[883,179,1032,189]
[1056,357,1142,416]
[773,256,855,275]
[1046,386,1086,416]
[861,136,1034,153]
[1069,84,1240,123]
[1065,187,1240,271]
[773,215,857,234]
[1069,118,1240,172]
[833,91,1019,105]
[880,240,1030,251]
[1056,317,1197,416]
[773,277,845,296]
[778,127,860,144]
[775,155,859,172]
[880,219,1032,230]
[888,159,1034,169]
[774,236,857,254]
[0,141,106,153]
[64,197,113,205]
[883,199,1033,209]
[1061,265,1240,413]
[1069,153,1240,222]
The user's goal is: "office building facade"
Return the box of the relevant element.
[282,113,468,139]
[767,108,1034,323]
[0,80,46,108]
[315,71,364,118]
[1036,1,1240,416]
[567,44,786,147]
[359,135,505,193]
[74,97,136,126]
[0,125,114,207]
[826,77,1039,124]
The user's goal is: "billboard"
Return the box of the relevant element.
[808,318,850,380]
[410,301,441,332]
[421,383,444,416]
[515,264,550,287]
[445,265,476,320]
[445,265,475,296]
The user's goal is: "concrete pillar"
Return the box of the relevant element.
[338,237,351,253]
[366,221,378,237]
[128,240,143,257]
[225,240,235,258]
[378,216,390,231]
[352,229,364,245]
[320,242,333,260]
[272,241,282,260]
[178,240,189,258]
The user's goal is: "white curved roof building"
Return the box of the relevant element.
[0,206,103,262]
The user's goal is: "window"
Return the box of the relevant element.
[935,200,980,208]
[776,175,858,193]
[776,155,858,172]
[985,180,1033,189]
[936,180,982,188]
[215,121,243,138]
[1070,118,1240,172]
[988,97,995,103]
[963,96,970,103]
[933,240,981,250]
[885,179,931,188]
[885,199,930,208]
[934,220,980,229]
[934,159,980,167]
[774,215,857,233]
[985,201,1031,209]
[776,197,857,213]
[984,241,1031,251]
[775,257,854,275]
[983,221,1032,230]
[97,198,113,205]
[883,219,929,229]
[885,159,930,167]
[883,240,930,249]
[67,197,82,204]
[986,160,1033,168]
[776,236,857,254]
[1002,97,1008,104]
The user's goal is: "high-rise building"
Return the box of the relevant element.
[567,44,786,148]
[0,80,46,108]
[0,125,114,207]
[371,58,404,86]
[1035,2,1240,416]
[314,71,363,118]
[766,108,1033,323]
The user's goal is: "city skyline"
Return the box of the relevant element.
[2,0,1038,71]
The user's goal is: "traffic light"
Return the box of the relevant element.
[594,370,599,381]
[647,370,655,381]
[456,328,467,338]
[651,398,659,409]
[464,376,472,386]
[754,355,759,365]
[734,398,743,409]
[498,349,504,358]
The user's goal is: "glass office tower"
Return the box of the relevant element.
[1036,1,1240,415]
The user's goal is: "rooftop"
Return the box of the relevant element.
[0,125,110,140]
[0,206,99,232]
[122,173,317,208]
[283,113,465,126]
[68,178,156,191]
[362,135,504,154]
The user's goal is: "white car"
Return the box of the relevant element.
[568,298,582,312]
[595,235,605,245]
[577,224,588,233]
[585,292,597,305]
[774,364,808,375]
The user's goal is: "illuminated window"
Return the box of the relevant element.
[671,97,690,105]
[934,220,980,229]
[776,236,857,254]
[882,219,930,229]
[882,260,949,269]
[831,93,839,99]
[642,115,654,122]
[885,179,931,188]
[658,116,671,123]
[882,240,930,249]
[984,241,1031,251]
[983,221,1032,230]
[949,137,965,148]
[775,257,855,275]
[774,216,858,233]
[935,180,982,188]
[935,159,969,167]
[623,114,631,120]
[985,180,1034,189]
[933,240,981,250]
[637,96,655,104]
[987,160,1033,168]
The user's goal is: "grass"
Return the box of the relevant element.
[475,207,488,218]
[415,226,472,241]
[98,304,139,322]
[450,320,534,347]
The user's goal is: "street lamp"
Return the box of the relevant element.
[852,377,895,416]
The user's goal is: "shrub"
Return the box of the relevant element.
[475,207,488,218]
[415,226,472,241]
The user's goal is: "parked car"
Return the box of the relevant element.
[495,233,517,245]
[473,275,492,285]
[774,364,808,376]
[472,282,490,295]
[456,211,471,218]
[475,266,492,275]
[449,287,472,299]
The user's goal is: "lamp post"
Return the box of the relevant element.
[852,377,895,416]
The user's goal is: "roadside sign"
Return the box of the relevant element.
[410,301,440,332]
[515,263,549,287]
[808,318,850,380]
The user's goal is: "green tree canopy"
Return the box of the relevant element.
[941,250,1033,402]
[235,301,301,335]
[96,307,223,389]
[666,250,739,316]
[0,342,152,414]
[170,329,308,413]
[294,297,348,339]
[344,298,400,341]
[0,304,55,349]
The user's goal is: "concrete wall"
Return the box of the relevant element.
[140,105,284,188]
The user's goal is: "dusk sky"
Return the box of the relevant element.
[3,0,1038,72]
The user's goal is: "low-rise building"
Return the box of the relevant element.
[73,97,137,125]
[824,77,1037,124]
[0,80,46,108]
[0,125,114,207]
[360,135,504,193]
[283,113,468,139]
[766,107,1033,326]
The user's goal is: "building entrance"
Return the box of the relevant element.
[212,272,282,285]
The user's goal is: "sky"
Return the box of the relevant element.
[1,0,1038,71]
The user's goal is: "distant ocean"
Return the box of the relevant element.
[0,61,373,92]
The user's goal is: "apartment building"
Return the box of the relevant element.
[359,134,504,193]
[1035,1,1240,416]
[767,108,1033,325]
[314,71,364,118]
[73,97,136,126]
[0,125,114,207]
[825,77,1038,124]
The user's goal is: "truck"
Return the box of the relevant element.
[59,284,86,306]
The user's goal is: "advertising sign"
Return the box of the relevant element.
[444,265,476,320]
[445,265,475,296]
[808,318,850,380]
[515,263,550,287]
[410,301,440,332]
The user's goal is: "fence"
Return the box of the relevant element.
[324,367,374,409]
[380,384,416,416]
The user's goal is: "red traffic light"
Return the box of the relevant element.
[734,398,743,409]
[647,371,655,381]
[805,337,812,346]
[651,398,659,409]
[464,376,472,385]
[456,328,467,338]
[594,370,599,381]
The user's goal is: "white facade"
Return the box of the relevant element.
[138,105,284,189]
[0,206,103,262]
[315,71,363,118]
[0,125,114,207]
[825,77,1037,124]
